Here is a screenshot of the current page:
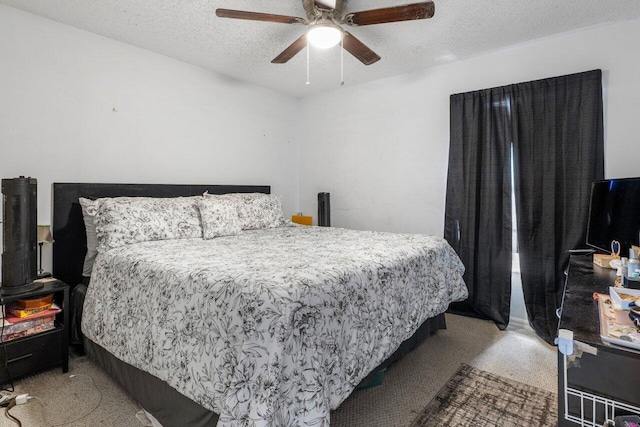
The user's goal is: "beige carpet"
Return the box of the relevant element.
[0,314,556,427]
[331,315,557,426]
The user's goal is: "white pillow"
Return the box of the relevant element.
[94,196,203,252]
[196,197,242,239]
[79,197,99,277]
[204,193,286,230]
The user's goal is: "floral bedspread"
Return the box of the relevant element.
[82,226,467,426]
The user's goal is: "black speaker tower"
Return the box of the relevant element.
[318,192,331,227]
[1,177,42,295]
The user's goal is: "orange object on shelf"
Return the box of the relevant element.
[16,294,53,309]
[291,215,312,226]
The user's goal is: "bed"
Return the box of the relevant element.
[52,183,467,427]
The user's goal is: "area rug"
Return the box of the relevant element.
[410,364,557,426]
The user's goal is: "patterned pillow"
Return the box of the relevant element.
[204,193,286,230]
[95,196,202,252]
[79,197,99,276]
[196,197,242,239]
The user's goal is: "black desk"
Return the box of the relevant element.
[558,254,640,426]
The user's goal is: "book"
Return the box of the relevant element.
[6,303,52,318]
[4,303,60,322]
[1,321,55,342]
[1,315,55,336]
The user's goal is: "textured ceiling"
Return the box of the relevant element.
[3,0,640,97]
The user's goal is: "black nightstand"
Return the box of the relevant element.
[0,279,69,385]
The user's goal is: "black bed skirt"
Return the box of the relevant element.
[355,313,446,388]
[85,338,220,426]
[84,312,447,427]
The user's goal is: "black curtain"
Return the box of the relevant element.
[511,70,604,343]
[445,87,513,329]
[445,70,604,342]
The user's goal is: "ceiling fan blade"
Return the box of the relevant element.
[272,35,308,64]
[216,9,305,25]
[342,32,381,65]
[345,2,435,26]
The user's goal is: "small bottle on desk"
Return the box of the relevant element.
[621,257,628,282]
[628,248,640,279]
[626,249,640,289]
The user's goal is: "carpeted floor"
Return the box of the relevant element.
[409,364,557,426]
[331,314,557,426]
[0,314,556,426]
[0,353,141,427]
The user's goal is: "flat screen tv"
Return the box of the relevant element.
[586,177,640,256]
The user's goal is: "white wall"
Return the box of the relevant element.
[3,4,640,302]
[0,5,299,274]
[298,19,640,234]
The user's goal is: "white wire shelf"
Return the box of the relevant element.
[562,354,640,426]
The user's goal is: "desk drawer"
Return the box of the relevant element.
[0,328,63,382]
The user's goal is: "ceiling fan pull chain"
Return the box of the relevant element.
[340,36,344,86]
[306,44,311,86]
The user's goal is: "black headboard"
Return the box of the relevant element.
[52,183,270,288]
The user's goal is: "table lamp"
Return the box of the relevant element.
[37,225,54,278]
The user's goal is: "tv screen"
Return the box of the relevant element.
[587,178,640,256]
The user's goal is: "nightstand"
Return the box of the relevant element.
[0,279,69,385]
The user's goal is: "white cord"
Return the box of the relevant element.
[30,374,103,427]
[306,43,311,86]
[27,395,44,405]
[340,36,344,86]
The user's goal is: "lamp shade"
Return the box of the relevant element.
[306,24,343,49]
[37,225,54,244]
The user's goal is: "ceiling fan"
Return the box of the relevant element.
[216,1,435,66]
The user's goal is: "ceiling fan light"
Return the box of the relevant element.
[306,25,343,49]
